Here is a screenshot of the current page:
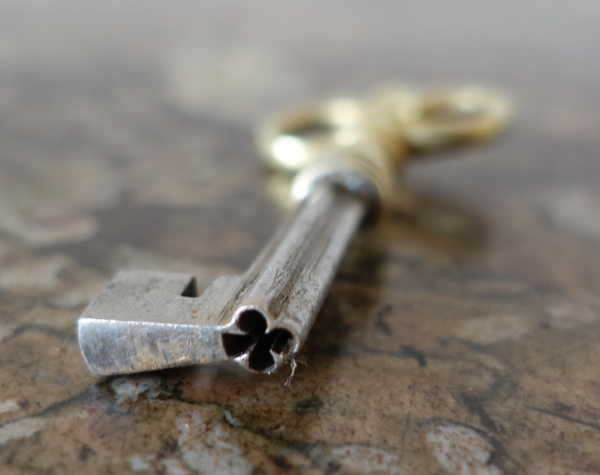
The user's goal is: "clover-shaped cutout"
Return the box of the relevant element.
[222,310,293,372]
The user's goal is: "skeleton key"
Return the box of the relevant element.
[78,85,510,376]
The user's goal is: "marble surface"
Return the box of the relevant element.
[1,1,600,474]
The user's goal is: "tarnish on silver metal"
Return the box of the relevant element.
[78,182,366,376]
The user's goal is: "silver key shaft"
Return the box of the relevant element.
[78,181,366,375]
[218,181,366,372]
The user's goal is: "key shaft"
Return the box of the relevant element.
[78,181,366,375]
[220,181,366,372]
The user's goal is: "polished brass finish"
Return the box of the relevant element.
[258,84,510,170]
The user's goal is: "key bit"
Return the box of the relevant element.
[78,84,510,376]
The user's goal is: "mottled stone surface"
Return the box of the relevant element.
[1,1,600,474]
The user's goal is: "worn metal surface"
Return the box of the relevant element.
[78,270,233,375]
[1,1,600,474]
[79,183,366,375]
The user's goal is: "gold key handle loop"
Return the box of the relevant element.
[257,84,511,174]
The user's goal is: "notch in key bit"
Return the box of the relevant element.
[78,84,510,377]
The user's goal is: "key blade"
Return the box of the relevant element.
[78,270,243,375]
[78,319,224,376]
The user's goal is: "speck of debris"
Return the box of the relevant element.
[294,394,324,415]
[223,410,244,428]
[401,345,427,367]
[554,401,575,414]
[79,444,96,461]
[374,303,393,335]
[273,455,293,469]
[17,398,30,409]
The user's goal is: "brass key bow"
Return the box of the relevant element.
[78,84,510,377]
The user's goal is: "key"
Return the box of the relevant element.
[78,182,365,375]
[78,85,510,376]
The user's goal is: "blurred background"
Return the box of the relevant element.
[1,0,599,290]
[1,0,599,267]
[1,2,600,474]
